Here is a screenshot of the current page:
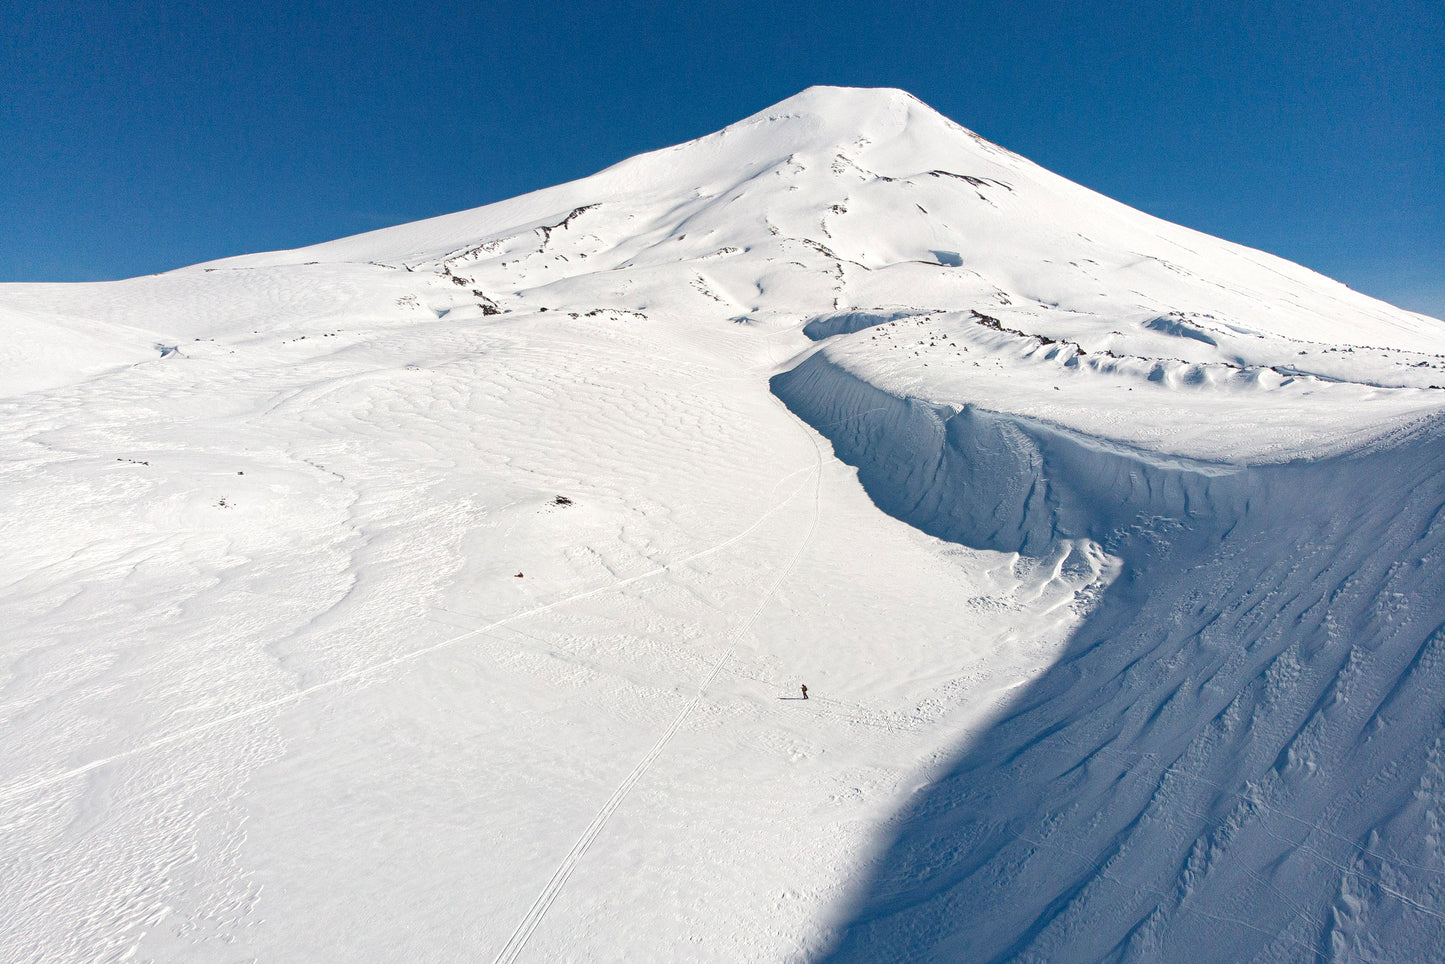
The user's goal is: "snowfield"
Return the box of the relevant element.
[3,87,1444,962]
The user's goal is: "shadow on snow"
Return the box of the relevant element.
[772,360,1445,963]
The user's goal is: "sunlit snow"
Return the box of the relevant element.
[4,87,1444,962]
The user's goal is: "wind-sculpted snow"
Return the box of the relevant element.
[776,347,1445,961]
[1144,313,1220,346]
[802,308,928,340]
[774,355,1246,559]
[3,85,1444,962]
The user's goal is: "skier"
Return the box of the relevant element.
[801,684,808,700]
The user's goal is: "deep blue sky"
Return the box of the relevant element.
[3,1,1441,316]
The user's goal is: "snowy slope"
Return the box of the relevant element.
[2,87,1443,962]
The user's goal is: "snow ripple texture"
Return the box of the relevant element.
[778,355,1445,961]
[3,86,1445,962]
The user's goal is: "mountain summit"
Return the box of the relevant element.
[4,89,1444,962]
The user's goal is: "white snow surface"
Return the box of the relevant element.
[3,86,1445,962]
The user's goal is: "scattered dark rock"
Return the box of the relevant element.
[472,290,502,315]
[536,204,598,249]
[969,309,1075,350]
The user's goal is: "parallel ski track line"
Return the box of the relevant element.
[0,461,818,807]
[491,397,825,964]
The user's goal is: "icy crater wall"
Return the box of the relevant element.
[775,348,1445,962]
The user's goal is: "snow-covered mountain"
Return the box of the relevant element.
[4,86,1443,962]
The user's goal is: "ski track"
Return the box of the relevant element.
[0,459,819,809]
[5,86,1445,962]
[492,397,825,964]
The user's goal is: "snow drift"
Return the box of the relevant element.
[3,86,1444,963]
[776,344,1445,961]
[773,354,1249,560]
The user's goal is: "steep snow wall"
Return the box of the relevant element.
[773,351,1247,562]
[776,351,1445,962]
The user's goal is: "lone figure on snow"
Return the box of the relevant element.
[800,684,808,700]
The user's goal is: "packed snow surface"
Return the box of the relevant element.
[3,87,1444,962]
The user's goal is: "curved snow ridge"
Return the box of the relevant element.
[811,307,1445,396]
[1041,337,1445,396]
[1080,348,1342,393]
[1143,314,1219,346]
[777,327,1445,961]
[803,308,932,339]
[816,417,1445,963]
[771,351,1248,560]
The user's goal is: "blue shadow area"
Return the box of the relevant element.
[773,361,1445,961]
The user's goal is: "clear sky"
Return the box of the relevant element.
[3,0,1441,317]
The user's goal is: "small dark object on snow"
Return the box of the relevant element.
[514,572,524,578]
[801,684,808,700]
[554,495,573,506]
